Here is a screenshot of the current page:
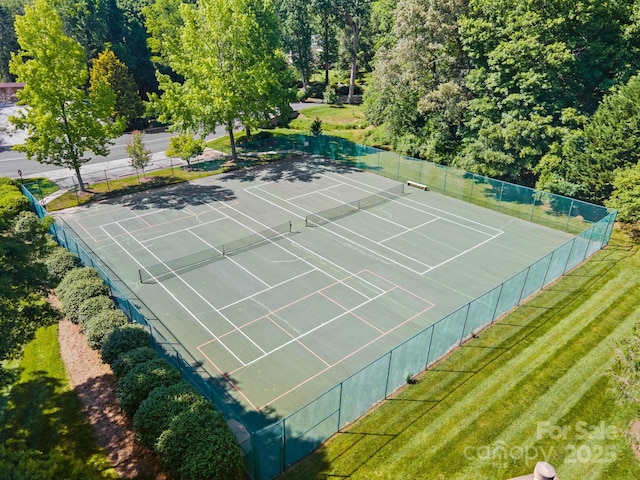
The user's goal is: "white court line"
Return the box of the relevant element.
[323,171,504,236]
[140,215,228,243]
[185,229,270,289]
[219,268,321,311]
[199,196,388,303]
[239,286,392,369]
[99,225,247,365]
[285,182,344,201]
[102,223,268,362]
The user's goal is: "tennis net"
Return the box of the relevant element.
[139,221,292,283]
[305,183,405,227]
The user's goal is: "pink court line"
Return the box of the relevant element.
[197,269,435,412]
[254,301,436,411]
[195,344,260,411]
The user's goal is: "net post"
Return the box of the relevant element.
[289,220,292,233]
[139,268,143,284]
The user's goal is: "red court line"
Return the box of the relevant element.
[196,341,260,411]
[257,300,436,411]
[197,268,437,412]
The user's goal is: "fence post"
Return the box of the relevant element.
[491,283,505,323]
[564,199,575,232]
[459,304,471,345]
[424,325,434,369]
[384,350,393,398]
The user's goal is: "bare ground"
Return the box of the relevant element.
[58,319,168,479]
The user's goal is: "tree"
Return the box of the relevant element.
[0,183,57,364]
[90,48,144,127]
[364,0,469,163]
[456,0,640,185]
[126,130,152,176]
[311,0,338,85]
[166,134,205,169]
[9,0,124,192]
[0,2,19,82]
[147,0,294,161]
[606,163,640,224]
[334,0,372,104]
[277,0,313,90]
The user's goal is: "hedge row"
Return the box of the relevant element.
[53,263,243,480]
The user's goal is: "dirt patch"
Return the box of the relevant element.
[58,319,167,479]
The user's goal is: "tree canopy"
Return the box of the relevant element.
[9,0,124,191]
[0,180,57,366]
[147,0,294,160]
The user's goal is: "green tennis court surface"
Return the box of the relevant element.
[53,158,574,430]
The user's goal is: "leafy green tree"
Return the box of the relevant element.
[126,130,152,175]
[456,0,640,185]
[606,164,640,224]
[166,134,205,168]
[51,0,110,61]
[147,0,294,161]
[9,0,124,192]
[0,186,57,363]
[277,0,313,90]
[90,48,144,126]
[333,0,372,104]
[311,0,338,85]
[364,0,468,163]
[0,3,19,81]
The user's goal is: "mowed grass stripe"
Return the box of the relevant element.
[280,235,640,479]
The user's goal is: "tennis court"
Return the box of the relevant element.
[53,157,574,430]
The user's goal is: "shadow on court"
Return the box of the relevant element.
[220,155,364,184]
[102,182,237,211]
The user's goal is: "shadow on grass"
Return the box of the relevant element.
[279,238,639,479]
[0,374,115,478]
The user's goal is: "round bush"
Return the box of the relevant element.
[156,403,243,480]
[56,267,101,299]
[84,309,128,350]
[133,381,204,449]
[77,295,114,328]
[59,278,110,323]
[45,247,78,282]
[116,358,182,417]
[101,324,151,366]
[111,346,158,378]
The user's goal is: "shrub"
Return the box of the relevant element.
[77,295,115,328]
[56,267,101,299]
[323,85,337,105]
[45,247,78,282]
[111,346,158,378]
[0,177,18,186]
[311,117,323,137]
[59,278,110,323]
[133,381,204,449]
[101,324,151,366]
[84,309,128,350]
[116,358,182,417]
[156,403,243,480]
[0,185,30,217]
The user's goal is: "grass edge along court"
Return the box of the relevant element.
[279,227,640,480]
[20,136,616,480]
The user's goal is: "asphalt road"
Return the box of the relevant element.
[0,102,312,179]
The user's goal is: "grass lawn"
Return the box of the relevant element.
[280,227,640,480]
[0,324,117,478]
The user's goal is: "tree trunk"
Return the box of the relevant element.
[229,128,238,161]
[74,166,86,192]
[245,126,252,141]
[323,16,331,85]
[348,21,359,105]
